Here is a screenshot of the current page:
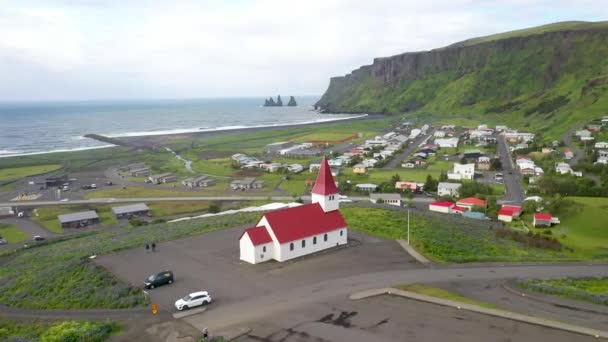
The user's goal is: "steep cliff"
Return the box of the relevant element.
[316,21,608,138]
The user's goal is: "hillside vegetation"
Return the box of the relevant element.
[316,21,608,141]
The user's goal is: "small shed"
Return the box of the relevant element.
[370,193,402,206]
[58,211,100,229]
[112,203,151,219]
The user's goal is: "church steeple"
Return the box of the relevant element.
[311,156,340,212]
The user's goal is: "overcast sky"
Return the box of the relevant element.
[0,0,606,101]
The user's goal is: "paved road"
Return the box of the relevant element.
[497,135,525,204]
[183,263,608,332]
[383,131,433,170]
[0,196,435,208]
[0,217,53,238]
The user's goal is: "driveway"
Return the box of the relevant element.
[0,217,53,238]
[95,227,420,311]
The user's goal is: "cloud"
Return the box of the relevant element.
[0,0,606,100]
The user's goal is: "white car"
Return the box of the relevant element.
[174,291,212,311]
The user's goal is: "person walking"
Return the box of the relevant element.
[203,328,208,341]
[145,243,150,253]
[151,242,156,252]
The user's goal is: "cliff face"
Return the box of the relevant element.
[315,23,608,136]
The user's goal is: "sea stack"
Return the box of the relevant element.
[263,96,286,107]
[276,95,283,106]
[287,96,297,106]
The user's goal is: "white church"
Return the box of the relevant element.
[239,156,348,264]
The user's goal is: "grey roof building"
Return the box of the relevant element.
[112,203,150,219]
[58,211,100,228]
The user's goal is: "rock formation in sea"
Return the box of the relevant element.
[287,96,297,106]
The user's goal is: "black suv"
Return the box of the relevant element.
[144,270,174,289]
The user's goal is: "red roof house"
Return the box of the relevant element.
[429,201,455,214]
[456,197,487,210]
[533,213,553,227]
[239,156,348,264]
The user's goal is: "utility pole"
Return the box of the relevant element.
[407,209,410,245]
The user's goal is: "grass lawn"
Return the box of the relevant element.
[397,284,497,309]
[529,197,608,260]
[519,277,608,306]
[426,160,453,171]
[148,201,211,216]
[0,223,28,243]
[0,212,260,309]
[0,164,62,182]
[189,157,237,177]
[341,206,585,262]
[290,132,357,143]
[85,187,211,199]
[0,319,120,342]
[280,173,312,197]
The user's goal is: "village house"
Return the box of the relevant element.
[362,159,379,168]
[495,125,508,132]
[581,136,595,142]
[118,163,146,172]
[541,147,555,154]
[595,141,608,149]
[239,156,347,264]
[429,201,457,214]
[266,141,295,154]
[148,173,177,184]
[309,163,321,172]
[564,148,574,160]
[595,156,608,165]
[401,160,416,168]
[575,129,592,138]
[533,213,553,227]
[260,163,283,172]
[409,128,422,139]
[555,162,573,175]
[587,124,602,132]
[182,175,216,188]
[355,183,378,192]
[498,205,522,223]
[370,193,402,206]
[231,178,265,190]
[434,130,446,138]
[477,156,491,171]
[438,182,462,197]
[455,197,487,211]
[448,163,475,180]
[287,164,304,173]
[58,211,100,229]
[352,164,367,174]
[435,137,459,148]
[395,181,418,191]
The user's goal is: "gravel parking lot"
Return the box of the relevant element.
[95,227,420,311]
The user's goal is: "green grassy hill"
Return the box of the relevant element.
[316,21,608,141]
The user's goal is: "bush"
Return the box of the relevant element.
[495,228,562,251]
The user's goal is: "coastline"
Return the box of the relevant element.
[0,113,383,158]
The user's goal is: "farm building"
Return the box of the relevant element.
[231,178,265,190]
[533,213,553,227]
[456,197,487,211]
[130,167,151,177]
[148,173,177,184]
[118,163,146,172]
[239,156,347,264]
[182,176,215,188]
[58,211,100,229]
[370,193,401,206]
[112,203,151,219]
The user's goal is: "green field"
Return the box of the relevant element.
[0,319,120,342]
[530,197,608,259]
[339,169,440,184]
[397,284,496,309]
[0,212,260,309]
[0,223,28,243]
[32,205,119,234]
[0,164,62,182]
[85,187,221,199]
[519,277,608,306]
[290,132,358,143]
[341,206,590,262]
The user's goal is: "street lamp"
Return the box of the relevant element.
[407,209,410,245]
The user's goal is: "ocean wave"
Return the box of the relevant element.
[105,114,368,138]
[0,144,115,158]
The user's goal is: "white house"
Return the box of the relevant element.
[370,193,402,206]
[355,183,378,192]
[239,156,347,264]
[555,162,573,175]
[448,163,475,180]
[575,130,591,138]
[362,159,378,168]
[435,137,459,148]
[429,201,455,213]
[438,182,462,197]
[595,142,608,149]
[288,164,304,173]
[434,130,446,138]
[409,129,422,139]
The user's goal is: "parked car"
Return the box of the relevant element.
[90,184,97,189]
[144,270,174,289]
[0,238,7,245]
[174,291,212,311]
[81,185,92,190]
[17,212,25,218]
[33,235,45,241]
[105,181,113,186]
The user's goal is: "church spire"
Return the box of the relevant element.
[311,156,339,195]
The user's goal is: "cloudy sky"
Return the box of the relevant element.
[0,0,606,101]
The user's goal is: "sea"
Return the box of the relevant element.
[0,97,364,158]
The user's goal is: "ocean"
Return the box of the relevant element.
[0,97,364,158]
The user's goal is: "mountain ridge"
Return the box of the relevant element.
[315,21,608,140]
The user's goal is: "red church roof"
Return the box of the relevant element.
[261,203,346,244]
[311,156,339,195]
[240,226,272,246]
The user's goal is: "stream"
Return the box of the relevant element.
[165,147,194,172]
